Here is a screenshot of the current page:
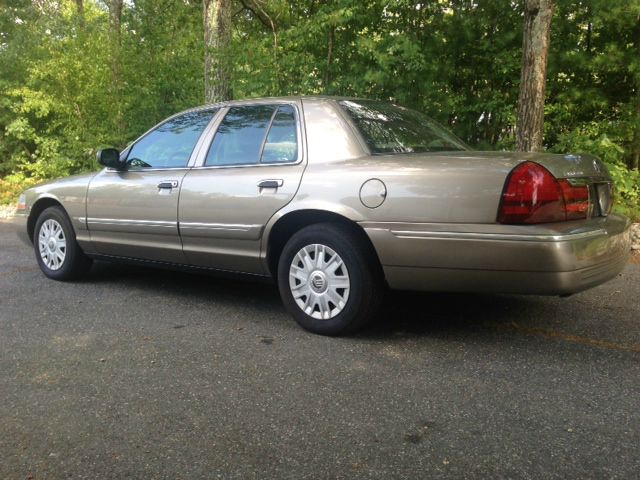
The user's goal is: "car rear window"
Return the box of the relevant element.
[338,100,468,154]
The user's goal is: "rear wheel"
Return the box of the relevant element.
[277,223,383,335]
[34,206,92,280]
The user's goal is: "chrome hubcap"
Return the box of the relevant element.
[38,219,66,270]
[289,244,350,320]
[310,271,327,293]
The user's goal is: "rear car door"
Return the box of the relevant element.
[86,109,218,263]
[179,102,306,274]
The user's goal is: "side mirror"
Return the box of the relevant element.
[97,148,124,170]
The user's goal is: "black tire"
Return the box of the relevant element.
[33,206,93,280]
[277,222,383,335]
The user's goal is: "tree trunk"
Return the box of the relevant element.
[631,19,640,171]
[106,0,124,135]
[516,0,555,152]
[204,0,233,103]
[108,0,123,78]
[630,84,640,170]
[324,26,335,93]
[75,0,84,28]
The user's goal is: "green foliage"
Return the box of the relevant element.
[0,0,203,203]
[609,166,640,221]
[553,122,640,220]
[1,0,639,219]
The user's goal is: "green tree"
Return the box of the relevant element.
[0,0,638,217]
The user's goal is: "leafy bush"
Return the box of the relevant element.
[552,122,640,221]
[0,172,39,205]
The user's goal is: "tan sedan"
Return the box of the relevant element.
[14,97,632,335]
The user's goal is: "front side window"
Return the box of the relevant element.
[338,100,468,154]
[205,104,299,167]
[126,109,217,169]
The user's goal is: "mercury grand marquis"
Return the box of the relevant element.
[14,97,632,335]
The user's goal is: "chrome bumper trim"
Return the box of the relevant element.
[389,228,607,242]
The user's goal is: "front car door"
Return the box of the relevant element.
[86,108,219,263]
[179,101,306,274]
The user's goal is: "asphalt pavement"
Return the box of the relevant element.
[1,219,639,479]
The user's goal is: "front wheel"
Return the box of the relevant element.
[34,206,92,280]
[277,223,383,335]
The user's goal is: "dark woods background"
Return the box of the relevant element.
[1,0,638,217]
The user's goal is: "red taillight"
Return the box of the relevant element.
[497,162,565,224]
[497,162,590,224]
[558,179,590,220]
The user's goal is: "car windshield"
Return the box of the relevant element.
[338,100,469,154]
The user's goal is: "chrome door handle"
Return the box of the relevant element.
[158,180,179,189]
[257,179,284,189]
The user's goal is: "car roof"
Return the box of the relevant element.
[186,95,372,113]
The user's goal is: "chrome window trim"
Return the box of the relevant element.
[185,161,304,171]
[101,166,193,174]
[192,101,305,169]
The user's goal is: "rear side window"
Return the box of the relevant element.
[126,109,217,168]
[205,104,299,167]
[261,105,298,164]
[338,100,468,154]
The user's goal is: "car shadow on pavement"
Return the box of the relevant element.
[83,260,549,339]
[84,260,282,302]
[364,289,547,338]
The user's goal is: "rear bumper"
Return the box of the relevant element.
[362,215,632,295]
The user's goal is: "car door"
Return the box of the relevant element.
[179,102,306,274]
[86,109,218,263]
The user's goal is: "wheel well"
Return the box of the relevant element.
[266,209,384,280]
[27,198,64,242]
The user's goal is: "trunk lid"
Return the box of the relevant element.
[371,150,614,221]
[451,150,614,220]
[508,151,614,218]
[426,150,611,181]
[512,151,611,181]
